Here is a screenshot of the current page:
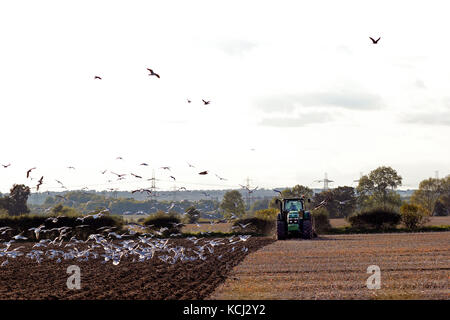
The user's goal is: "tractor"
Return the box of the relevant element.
[275,197,314,240]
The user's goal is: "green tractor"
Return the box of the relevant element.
[275,197,314,240]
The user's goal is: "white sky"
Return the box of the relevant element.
[0,0,449,193]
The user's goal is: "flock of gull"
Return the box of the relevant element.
[1,155,233,194]
[0,212,253,268]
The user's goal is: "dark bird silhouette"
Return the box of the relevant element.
[140,163,149,166]
[111,172,126,178]
[26,167,36,178]
[55,195,67,201]
[160,166,171,171]
[67,166,75,170]
[187,99,191,103]
[94,76,102,80]
[198,171,208,175]
[169,176,176,181]
[131,173,142,179]
[36,176,44,191]
[248,186,258,194]
[116,156,123,160]
[202,99,211,105]
[101,170,107,174]
[147,68,160,78]
[1,163,11,168]
[369,37,381,44]
[132,189,152,196]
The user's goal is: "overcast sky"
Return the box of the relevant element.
[0,0,449,193]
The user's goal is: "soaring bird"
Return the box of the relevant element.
[187,99,191,103]
[1,163,11,168]
[198,171,208,175]
[140,163,149,166]
[67,166,75,170]
[147,68,160,78]
[101,170,107,174]
[131,173,142,179]
[169,176,176,181]
[94,76,102,80]
[202,99,211,105]
[369,37,381,44]
[55,180,66,188]
[111,172,126,178]
[187,162,195,168]
[248,186,258,194]
[36,176,44,191]
[160,166,171,171]
[215,174,227,181]
[55,195,67,201]
[116,156,123,160]
[26,167,36,178]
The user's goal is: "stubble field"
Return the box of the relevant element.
[209,232,450,300]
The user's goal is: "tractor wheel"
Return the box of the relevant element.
[302,220,313,239]
[277,220,287,240]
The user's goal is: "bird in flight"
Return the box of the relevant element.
[140,163,149,166]
[131,173,142,179]
[187,162,195,168]
[215,174,227,181]
[187,99,191,103]
[116,156,123,160]
[101,170,107,174]
[132,189,152,196]
[36,176,44,191]
[369,37,381,44]
[169,176,176,181]
[67,166,75,170]
[160,166,171,171]
[1,163,11,168]
[198,171,208,175]
[56,195,68,201]
[202,99,211,105]
[147,68,160,78]
[94,76,102,80]
[26,167,36,178]
[55,180,67,189]
[111,172,126,178]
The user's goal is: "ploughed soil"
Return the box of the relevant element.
[0,237,274,300]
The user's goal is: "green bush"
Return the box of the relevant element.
[232,217,275,235]
[400,203,429,230]
[312,207,331,233]
[348,207,401,230]
[254,208,278,220]
[142,211,183,235]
